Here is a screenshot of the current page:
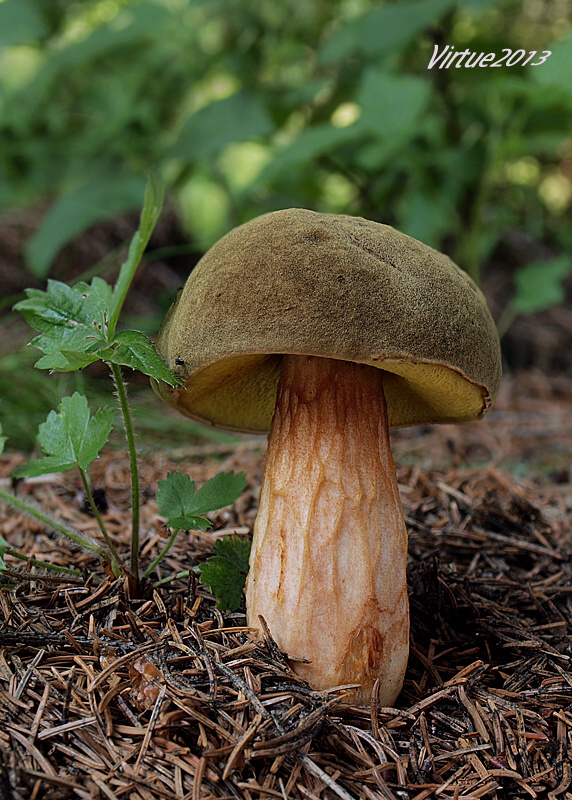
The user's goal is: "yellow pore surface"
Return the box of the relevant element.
[164,352,489,434]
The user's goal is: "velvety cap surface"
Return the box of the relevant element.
[153,208,502,433]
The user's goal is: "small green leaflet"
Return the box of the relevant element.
[12,392,114,477]
[97,330,180,386]
[14,278,111,371]
[156,470,247,532]
[196,535,251,611]
[189,470,249,515]
[0,423,6,455]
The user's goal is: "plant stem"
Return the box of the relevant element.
[495,302,517,340]
[0,486,108,560]
[144,528,180,578]
[107,171,164,339]
[454,127,502,285]
[4,549,82,577]
[110,362,140,580]
[152,570,190,589]
[78,466,123,572]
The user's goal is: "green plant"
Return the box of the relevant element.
[153,472,250,607]
[196,535,252,612]
[0,176,247,596]
[496,255,572,338]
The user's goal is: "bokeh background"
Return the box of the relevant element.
[1,0,571,452]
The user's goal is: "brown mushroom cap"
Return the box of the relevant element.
[154,208,502,433]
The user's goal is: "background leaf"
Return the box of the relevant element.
[512,256,572,315]
[530,35,572,98]
[0,0,47,47]
[42,2,173,72]
[258,125,362,183]
[318,0,455,65]
[357,71,432,140]
[169,91,273,162]
[25,175,147,279]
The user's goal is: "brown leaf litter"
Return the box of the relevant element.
[0,371,571,800]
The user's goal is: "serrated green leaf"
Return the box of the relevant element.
[178,516,214,531]
[156,470,246,531]
[196,535,251,611]
[211,535,252,571]
[13,393,115,476]
[58,351,101,370]
[16,278,111,332]
[98,330,180,386]
[157,471,198,529]
[192,471,248,515]
[12,455,77,478]
[14,279,111,370]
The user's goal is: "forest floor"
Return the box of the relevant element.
[1,205,572,798]
[0,368,571,800]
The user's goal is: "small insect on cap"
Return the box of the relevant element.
[153,208,502,432]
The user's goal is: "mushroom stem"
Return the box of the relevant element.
[246,355,409,705]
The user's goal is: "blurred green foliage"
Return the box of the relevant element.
[1,0,571,453]
[0,0,570,285]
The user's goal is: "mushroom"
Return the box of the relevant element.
[153,208,502,705]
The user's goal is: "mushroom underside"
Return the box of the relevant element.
[158,352,491,434]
